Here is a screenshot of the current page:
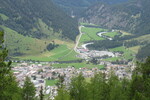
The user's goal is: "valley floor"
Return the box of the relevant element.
[11,23,141,99]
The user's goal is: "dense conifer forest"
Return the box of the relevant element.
[0,0,79,41]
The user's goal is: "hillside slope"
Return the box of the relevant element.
[0,0,79,57]
[80,0,150,35]
[0,0,79,41]
[52,0,128,15]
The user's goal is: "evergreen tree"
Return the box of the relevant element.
[90,58,98,65]
[0,31,22,100]
[56,75,65,88]
[130,57,150,100]
[55,86,70,100]
[108,74,124,100]
[69,73,88,100]
[88,73,109,100]
[22,76,36,100]
[120,78,130,100]
[53,58,150,100]
[39,86,44,100]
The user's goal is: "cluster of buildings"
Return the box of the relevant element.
[104,64,134,79]
[11,63,99,99]
[76,47,121,59]
[12,63,57,99]
[12,60,135,99]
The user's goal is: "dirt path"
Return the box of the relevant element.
[74,26,84,52]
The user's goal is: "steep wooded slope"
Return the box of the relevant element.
[52,0,128,15]
[0,0,79,56]
[0,0,79,41]
[80,0,150,35]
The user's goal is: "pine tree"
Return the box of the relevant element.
[39,86,44,100]
[88,73,109,100]
[55,86,70,100]
[0,31,22,100]
[22,76,36,100]
[56,75,65,88]
[108,74,123,100]
[69,73,88,100]
[130,57,150,100]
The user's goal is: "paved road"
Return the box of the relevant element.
[81,42,94,49]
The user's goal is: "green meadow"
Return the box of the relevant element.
[0,25,48,55]
[45,79,58,86]
[108,46,135,61]
[80,27,107,43]
[129,46,141,53]
[16,44,79,61]
[0,25,79,62]
[103,32,119,38]
[52,62,104,69]
[110,46,127,52]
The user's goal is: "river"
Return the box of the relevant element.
[80,31,115,58]
[97,32,113,40]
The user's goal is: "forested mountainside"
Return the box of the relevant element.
[0,0,79,41]
[52,0,128,15]
[80,0,150,35]
[137,43,150,60]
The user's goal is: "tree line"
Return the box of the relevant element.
[87,40,123,50]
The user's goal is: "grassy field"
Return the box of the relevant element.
[57,50,80,61]
[1,25,48,55]
[110,46,127,52]
[125,34,150,54]
[16,44,79,61]
[103,32,119,38]
[80,27,107,43]
[104,53,134,62]
[52,62,104,69]
[130,34,150,43]
[119,30,132,36]
[123,49,134,60]
[108,46,135,61]
[103,57,121,62]
[0,25,78,61]
[129,46,141,53]
[45,79,58,86]
[49,45,74,61]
